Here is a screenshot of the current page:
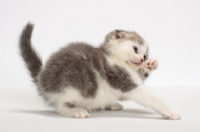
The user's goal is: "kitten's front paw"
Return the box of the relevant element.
[73,110,90,119]
[167,113,181,120]
[144,59,158,71]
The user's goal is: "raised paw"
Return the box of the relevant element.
[144,59,158,71]
[105,103,123,111]
[73,110,90,119]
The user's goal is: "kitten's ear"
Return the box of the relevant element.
[112,30,127,40]
[105,30,127,43]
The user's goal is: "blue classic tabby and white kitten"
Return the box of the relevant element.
[19,23,181,119]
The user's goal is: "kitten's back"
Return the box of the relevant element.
[38,43,106,97]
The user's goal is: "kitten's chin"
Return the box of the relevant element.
[130,60,142,67]
[126,60,142,70]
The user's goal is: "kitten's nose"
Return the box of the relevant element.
[141,58,144,63]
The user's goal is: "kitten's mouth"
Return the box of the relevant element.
[130,60,142,66]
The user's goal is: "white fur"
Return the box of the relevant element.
[108,40,141,62]
[124,85,181,119]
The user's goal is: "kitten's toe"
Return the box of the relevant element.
[73,110,90,119]
[166,113,181,120]
[145,59,158,70]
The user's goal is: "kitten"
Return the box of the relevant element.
[19,23,181,119]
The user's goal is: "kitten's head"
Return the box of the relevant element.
[102,30,149,69]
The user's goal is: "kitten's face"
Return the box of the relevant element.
[104,30,149,70]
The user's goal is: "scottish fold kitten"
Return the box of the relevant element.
[19,23,181,119]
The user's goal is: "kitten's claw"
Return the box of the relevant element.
[73,110,90,119]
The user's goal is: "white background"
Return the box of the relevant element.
[0,0,200,132]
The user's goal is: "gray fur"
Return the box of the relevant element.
[38,43,99,97]
[105,65,137,92]
[64,102,76,108]
[137,68,149,82]
[19,23,144,100]
[19,23,42,83]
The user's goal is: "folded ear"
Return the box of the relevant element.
[104,30,128,43]
[112,30,127,39]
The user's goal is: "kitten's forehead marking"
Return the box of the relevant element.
[129,33,144,45]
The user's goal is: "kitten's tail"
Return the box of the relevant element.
[19,23,42,83]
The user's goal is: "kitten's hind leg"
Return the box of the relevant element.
[105,103,123,111]
[56,103,90,118]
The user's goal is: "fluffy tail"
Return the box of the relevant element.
[19,23,42,83]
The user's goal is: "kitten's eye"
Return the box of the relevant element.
[144,55,147,60]
[133,46,138,53]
